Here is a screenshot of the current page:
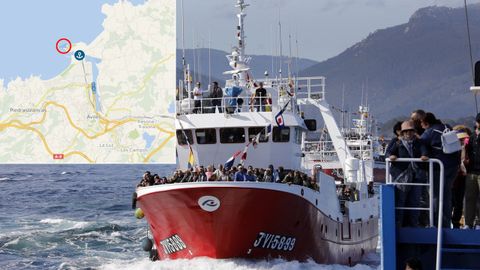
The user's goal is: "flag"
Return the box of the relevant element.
[265,124,272,136]
[187,147,195,169]
[224,150,241,169]
[275,111,285,128]
[240,145,249,165]
[252,133,261,149]
[275,100,290,128]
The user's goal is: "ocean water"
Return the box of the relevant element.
[0,164,380,270]
[0,0,117,86]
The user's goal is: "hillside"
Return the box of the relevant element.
[301,5,480,122]
[176,48,317,86]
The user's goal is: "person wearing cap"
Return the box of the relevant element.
[389,120,429,227]
[464,114,480,229]
[451,125,471,228]
[193,82,204,113]
[420,112,461,228]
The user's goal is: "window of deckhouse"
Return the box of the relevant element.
[176,130,194,146]
[272,127,290,142]
[195,129,217,144]
[248,127,269,142]
[220,128,245,143]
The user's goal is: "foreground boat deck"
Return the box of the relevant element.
[381,185,480,270]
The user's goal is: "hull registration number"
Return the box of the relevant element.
[253,232,296,251]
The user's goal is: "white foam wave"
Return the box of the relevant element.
[61,171,69,175]
[39,218,90,230]
[100,258,379,270]
[0,177,10,181]
[2,238,20,247]
[40,218,64,224]
[111,231,121,237]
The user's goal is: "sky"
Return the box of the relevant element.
[178,0,480,62]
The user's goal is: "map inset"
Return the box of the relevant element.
[0,0,175,163]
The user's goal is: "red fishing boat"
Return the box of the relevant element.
[135,0,378,265]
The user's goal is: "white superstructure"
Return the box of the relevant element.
[175,0,372,191]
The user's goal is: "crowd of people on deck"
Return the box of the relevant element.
[386,109,480,229]
[137,164,320,191]
[177,81,271,114]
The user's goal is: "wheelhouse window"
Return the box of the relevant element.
[248,127,269,143]
[220,128,245,143]
[195,129,216,144]
[176,130,194,146]
[272,127,290,142]
[295,127,303,144]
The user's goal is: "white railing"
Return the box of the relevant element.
[303,140,373,162]
[385,157,445,270]
[256,76,325,102]
[176,96,272,115]
[176,76,325,115]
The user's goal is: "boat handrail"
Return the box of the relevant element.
[256,76,326,101]
[385,157,445,270]
[176,95,274,114]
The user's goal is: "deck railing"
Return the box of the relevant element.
[176,96,272,115]
[385,157,445,270]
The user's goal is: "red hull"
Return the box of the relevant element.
[137,183,378,265]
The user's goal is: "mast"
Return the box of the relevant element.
[278,21,283,81]
[288,34,292,81]
[180,0,189,99]
[236,0,248,60]
[224,0,251,87]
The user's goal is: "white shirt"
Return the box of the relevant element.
[193,86,203,100]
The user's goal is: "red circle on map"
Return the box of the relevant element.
[56,38,72,54]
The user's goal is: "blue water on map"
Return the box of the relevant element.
[0,0,117,87]
[143,133,155,149]
[130,0,146,5]
[0,164,380,270]
[86,56,103,112]
[168,101,175,113]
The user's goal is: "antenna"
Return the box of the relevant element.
[278,20,283,80]
[271,24,275,77]
[288,34,292,80]
[208,31,211,86]
[181,0,186,81]
[464,0,478,113]
[192,31,197,83]
[341,84,345,130]
[180,0,190,97]
[365,77,369,107]
[360,83,364,107]
[295,35,299,78]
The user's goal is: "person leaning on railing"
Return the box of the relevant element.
[193,82,203,113]
[210,81,223,113]
[420,112,461,228]
[139,165,322,191]
[389,120,429,227]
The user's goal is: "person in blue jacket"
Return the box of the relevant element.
[389,120,429,227]
[420,112,461,228]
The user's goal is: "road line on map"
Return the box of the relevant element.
[80,61,98,112]
[104,54,174,117]
[5,123,95,163]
